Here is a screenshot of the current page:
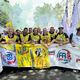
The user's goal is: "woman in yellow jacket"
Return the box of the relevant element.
[41,28,51,44]
[51,27,69,46]
[4,28,17,44]
[30,28,41,44]
[49,27,57,41]
[21,28,31,44]
[0,34,5,43]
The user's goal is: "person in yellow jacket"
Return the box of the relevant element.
[41,28,51,44]
[29,28,33,35]
[52,27,69,45]
[37,27,42,35]
[30,28,41,44]
[21,28,31,44]
[4,28,17,44]
[15,29,22,44]
[0,34,3,42]
[28,28,33,39]
[49,27,57,41]
[0,34,5,43]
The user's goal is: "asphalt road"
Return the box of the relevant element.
[0,67,80,80]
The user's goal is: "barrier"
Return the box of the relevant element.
[0,43,80,72]
[0,44,50,68]
[48,44,80,70]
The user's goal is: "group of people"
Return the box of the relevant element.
[0,26,80,47]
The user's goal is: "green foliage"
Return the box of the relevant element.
[0,10,9,26]
[4,0,9,3]
[34,3,64,26]
[34,3,55,26]
[0,0,10,26]
[53,3,64,21]
[35,3,54,15]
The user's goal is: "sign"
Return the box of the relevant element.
[30,44,50,68]
[0,43,80,70]
[16,44,32,67]
[1,49,17,67]
[48,44,80,70]
[57,49,71,64]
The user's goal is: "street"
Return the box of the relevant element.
[0,67,80,80]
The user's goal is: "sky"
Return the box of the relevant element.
[9,0,63,7]
[8,0,65,29]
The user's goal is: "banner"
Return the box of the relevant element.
[1,43,80,70]
[16,44,32,67]
[48,44,80,70]
[0,52,3,73]
[16,44,50,68]
[0,44,17,67]
[0,44,15,52]
[30,44,50,68]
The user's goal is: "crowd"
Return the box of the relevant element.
[0,26,80,73]
[0,26,80,47]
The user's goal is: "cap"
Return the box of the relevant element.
[58,27,64,29]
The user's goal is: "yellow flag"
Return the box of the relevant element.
[5,21,13,28]
[16,44,50,68]
[0,44,15,52]
[31,44,50,69]
[16,44,32,67]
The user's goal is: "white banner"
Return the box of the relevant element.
[1,44,80,70]
[1,49,17,67]
[0,53,3,73]
[48,44,80,70]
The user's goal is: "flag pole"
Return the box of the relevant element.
[77,0,80,21]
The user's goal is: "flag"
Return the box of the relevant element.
[77,0,80,5]
[5,21,13,28]
[16,44,32,67]
[70,0,79,34]
[77,0,80,20]
[61,0,70,36]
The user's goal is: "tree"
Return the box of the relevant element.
[53,3,64,21]
[10,4,23,28]
[0,10,9,26]
[0,0,11,26]
[34,3,64,28]
[34,3,55,27]
[4,0,9,3]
